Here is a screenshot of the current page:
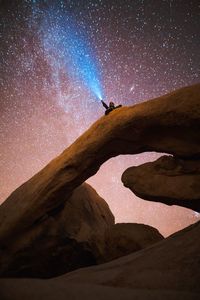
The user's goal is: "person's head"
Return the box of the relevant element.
[109,101,115,108]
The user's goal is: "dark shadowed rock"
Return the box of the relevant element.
[0,83,200,292]
[122,155,200,212]
[0,183,114,278]
[0,281,199,300]
[103,223,163,262]
[61,220,200,293]
[0,83,199,250]
[0,221,199,300]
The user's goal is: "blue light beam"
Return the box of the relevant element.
[38,7,103,101]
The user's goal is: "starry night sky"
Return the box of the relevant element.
[1,0,200,236]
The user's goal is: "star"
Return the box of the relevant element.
[0,0,200,236]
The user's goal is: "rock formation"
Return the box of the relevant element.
[0,83,199,248]
[62,220,200,295]
[0,220,199,299]
[122,155,200,212]
[0,179,163,278]
[0,83,200,296]
[103,223,163,262]
[0,183,114,278]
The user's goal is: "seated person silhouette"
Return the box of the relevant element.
[101,100,122,115]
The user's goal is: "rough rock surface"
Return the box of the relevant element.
[0,83,199,250]
[103,223,163,262]
[62,220,200,293]
[0,183,114,278]
[0,220,199,300]
[122,155,200,212]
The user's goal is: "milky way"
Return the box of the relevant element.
[1,0,200,236]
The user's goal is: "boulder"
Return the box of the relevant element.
[0,83,199,249]
[103,223,163,262]
[60,220,200,294]
[0,220,200,300]
[0,183,114,278]
[122,155,200,212]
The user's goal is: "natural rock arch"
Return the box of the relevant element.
[0,83,200,244]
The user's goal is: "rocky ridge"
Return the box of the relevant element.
[0,83,200,298]
[0,220,199,299]
[0,83,199,246]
